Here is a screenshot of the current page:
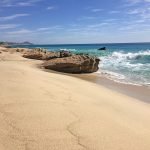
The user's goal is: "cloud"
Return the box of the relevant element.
[91,8,103,12]
[0,14,29,21]
[16,2,33,6]
[5,25,63,37]
[6,29,33,34]
[78,16,97,21]
[87,23,109,28]
[0,24,20,30]
[1,2,33,7]
[124,0,150,6]
[126,5,150,20]
[37,27,51,31]
[109,10,120,14]
[0,0,43,7]
[37,26,63,31]
[127,8,144,14]
[66,22,113,36]
[126,0,141,4]
[47,6,55,10]
[119,23,150,32]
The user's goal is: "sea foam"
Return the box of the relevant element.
[99,50,150,86]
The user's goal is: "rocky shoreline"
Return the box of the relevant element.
[22,48,100,73]
[1,46,150,150]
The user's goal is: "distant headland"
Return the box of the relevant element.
[0,41,33,47]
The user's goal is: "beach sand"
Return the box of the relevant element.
[0,47,150,150]
[71,73,150,103]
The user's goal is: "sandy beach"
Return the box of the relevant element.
[72,73,150,103]
[0,47,150,150]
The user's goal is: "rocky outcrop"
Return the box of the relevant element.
[42,55,100,73]
[60,50,72,58]
[23,50,47,60]
[23,48,100,73]
[23,49,72,60]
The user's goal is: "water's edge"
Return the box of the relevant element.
[13,43,150,86]
[71,73,150,104]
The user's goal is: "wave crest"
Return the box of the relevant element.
[111,50,150,61]
[99,49,150,86]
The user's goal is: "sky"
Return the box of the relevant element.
[0,0,150,44]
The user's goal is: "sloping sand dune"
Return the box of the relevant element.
[0,49,150,150]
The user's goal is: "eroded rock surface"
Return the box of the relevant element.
[43,55,100,73]
[23,49,72,60]
[23,48,100,73]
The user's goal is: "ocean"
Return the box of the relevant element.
[16,43,150,86]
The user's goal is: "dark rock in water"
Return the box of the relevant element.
[42,55,100,73]
[135,55,142,60]
[98,47,106,50]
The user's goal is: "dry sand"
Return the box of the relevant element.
[0,47,150,150]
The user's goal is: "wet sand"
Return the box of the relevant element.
[72,73,150,103]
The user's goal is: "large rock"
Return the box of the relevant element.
[43,55,100,73]
[23,50,48,60]
[23,49,72,60]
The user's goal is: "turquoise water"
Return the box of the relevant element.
[16,43,150,86]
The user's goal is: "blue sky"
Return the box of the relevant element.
[0,0,150,44]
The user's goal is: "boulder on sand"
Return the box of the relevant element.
[23,49,72,60]
[23,48,100,74]
[42,55,100,73]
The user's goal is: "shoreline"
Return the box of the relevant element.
[71,73,150,103]
[42,67,150,104]
[1,46,149,103]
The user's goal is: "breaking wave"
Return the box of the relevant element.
[110,50,150,62]
[99,50,150,86]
